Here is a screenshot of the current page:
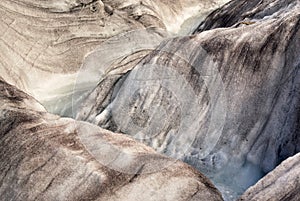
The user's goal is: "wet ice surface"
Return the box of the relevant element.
[41,28,168,117]
[184,147,265,200]
[177,11,211,36]
[210,162,265,201]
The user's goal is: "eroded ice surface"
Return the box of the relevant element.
[3,0,298,200]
